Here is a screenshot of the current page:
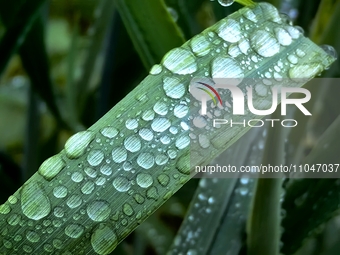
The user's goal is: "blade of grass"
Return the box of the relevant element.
[0,3,336,254]
[115,0,186,70]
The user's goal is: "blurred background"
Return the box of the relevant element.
[0,0,340,254]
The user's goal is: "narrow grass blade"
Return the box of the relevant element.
[0,3,335,254]
[115,0,185,69]
[282,115,340,255]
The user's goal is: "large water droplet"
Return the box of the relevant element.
[65,224,84,238]
[162,48,198,74]
[142,110,155,121]
[139,128,154,141]
[163,76,186,99]
[124,135,142,153]
[175,135,190,149]
[38,154,65,181]
[190,34,211,57]
[250,30,280,57]
[111,147,127,163]
[100,165,112,176]
[91,224,117,255]
[218,0,234,7]
[112,177,131,192]
[66,195,82,208]
[174,104,189,118]
[71,171,84,183]
[151,117,171,132]
[100,127,118,139]
[125,118,138,130]
[87,200,111,222]
[136,173,153,188]
[274,27,292,46]
[153,101,168,115]
[81,181,95,195]
[26,230,40,243]
[87,150,105,166]
[21,182,51,220]
[216,19,241,43]
[137,153,155,169]
[85,167,98,178]
[211,56,244,85]
[65,131,95,159]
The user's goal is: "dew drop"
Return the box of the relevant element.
[136,173,153,188]
[111,147,127,163]
[142,110,155,121]
[289,63,323,80]
[0,204,11,214]
[174,104,189,118]
[21,181,51,220]
[85,167,98,178]
[255,84,268,97]
[175,135,190,149]
[238,39,250,54]
[150,64,163,75]
[38,154,65,181]
[250,30,280,57]
[162,48,197,75]
[155,154,169,165]
[112,177,131,192]
[153,101,168,115]
[65,131,95,159]
[151,117,171,132]
[157,174,170,186]
[125,120,139,132]
[87,150,105,166]
[87,200,111,222]
[138,128,154,141]
[26,230,40,243]
[198,134,210,148]
[243,9,258,23]
[65,224,84,238]
[81,181,95,195]
[91,224,118,255]
[274,27,292,46]
[216,19,241,43]
[66,195,82,208]
[147,187,159,200]
[176,153,190,175]
[53,186,68,198]
[137,153,155,169]
[287,54,298,64]
[8,195,17,205]
[163,76,186,99]
[100,165,112,176]
[53,206,64,218]
[124,135,142,153]
[123,203,134,216]
[190,34,211,57]
[133,193,145,204]
[7,213,21,226]
[211,56,244,85]
[100,127,118,139]
[71,171,84,183]
[218,0,234,7]
[320,45,338,59]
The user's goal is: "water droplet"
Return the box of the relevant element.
[162,48,197,74]
[287,54,298,64]
[228,44,242,58]
[53,238,63,249]
[91,224,118,255]
[100,165,112,176]
[289,63,322,80]
[157,174,170,186]
[53,206,64,218]
[21,182,51,220]
[255,84,268,97]
[243,9,258,23]
[190,34,211,57]
[146,187,159,200]
[87,150,104,166]
[151,117,171,133]
[155,154,169,165]
[23,244,33,253]
[65,131,95,159]
[320,45,338,59]
[198,134,210,148]
[26,230,40,243]
[285,26,301,39]
[296,48,306,57]
[87,200,111,222]
[137,153,155,169]
[238,39,250,54]
[100,127,118,139]
[123,203,134,216]
[259,3,281,23]
[175,135,190,149]
[163,76,186,99]
[274,27,292,46]
[250,30,280,57]
[153,101,168,115]
[71,171,84,183]
[217,0,234,7]
[85,167,98,178]
[38,154,65,181]
[8,195,18,205]
[65,223,84,238]
[53,185,68,198]
[0,204,11,214]
[66,195,82,208]
[239,187,248,196]
[193,116,207,128]
[124,135,142,153]
[125,118,138,130]
[216,19,241,43]
[111,147,127,163]
[112,177,131,192]
[133,193,145,204]
[187,249,198,255]
[211,57,244,85]
[136,173,153,188]
[95,177,106,186]
[81,181,95,194]
[150,64,163,75]
[7,213,21,226]
[138,128,154,141]
[176,154,190,175]
[167,149,177,159]
[142,110,155,121]
[174,104,189,118]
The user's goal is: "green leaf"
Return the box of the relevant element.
[0,3,335,254]
[115,0,186,70]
